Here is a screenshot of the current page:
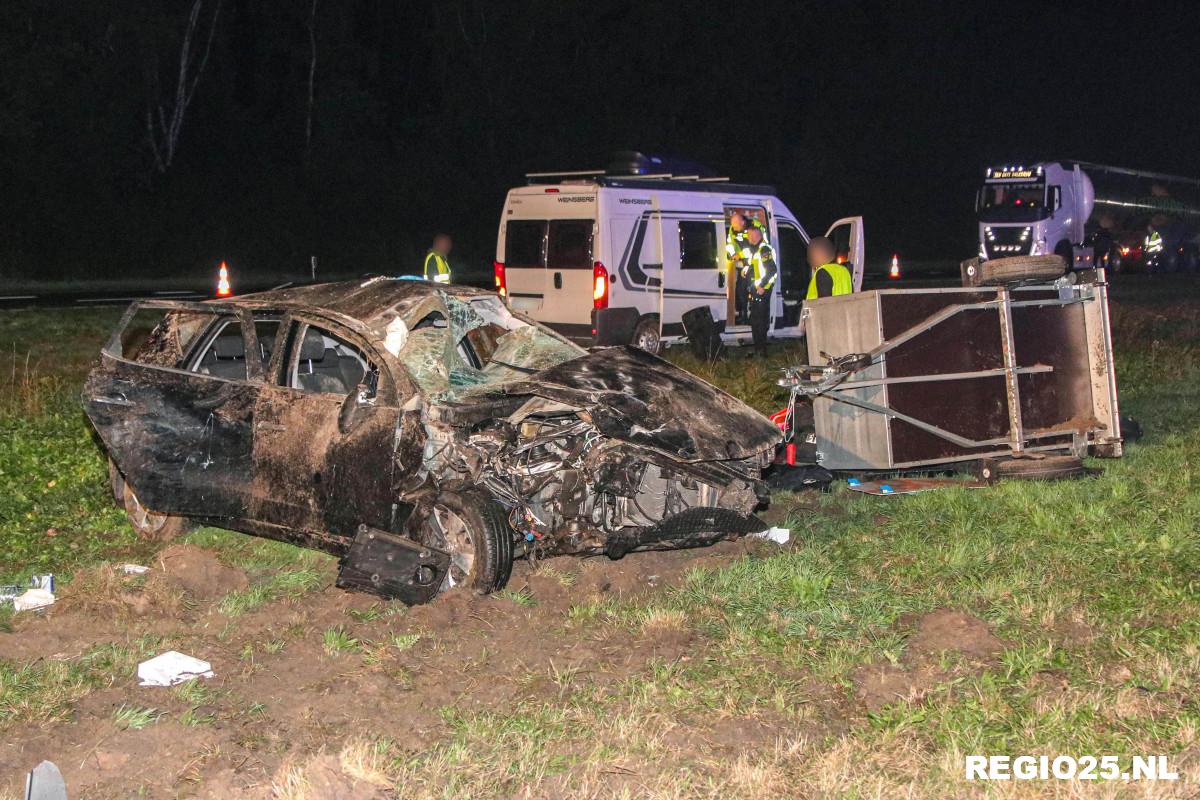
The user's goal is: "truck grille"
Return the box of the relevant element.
[984,226,1032,259]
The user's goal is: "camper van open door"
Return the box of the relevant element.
[824,216,866,291]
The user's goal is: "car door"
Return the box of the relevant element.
[251,318,408,540]
[824,216,866,291]
[83,303,264,519]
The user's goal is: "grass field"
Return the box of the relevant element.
[2,276,1199,798]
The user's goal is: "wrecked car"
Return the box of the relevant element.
[84,279,780,604]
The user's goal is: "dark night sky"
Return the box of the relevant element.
[2,0,1199,283]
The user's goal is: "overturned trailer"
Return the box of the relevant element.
[781,268,1122,476]
[83,280,779,605]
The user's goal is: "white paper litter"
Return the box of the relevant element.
[750,527,791,545]
[121,563,150,575]
[13,588,55,612]
[137,651,214,687]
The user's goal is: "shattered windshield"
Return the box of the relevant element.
[394,293,583,398]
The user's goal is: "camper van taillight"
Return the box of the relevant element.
[493,260,507,297]
[593,262,609,309]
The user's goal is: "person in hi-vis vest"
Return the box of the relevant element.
[423,233,453,284]
[805,236,852,299]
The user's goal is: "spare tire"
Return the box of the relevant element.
[978,254,1066,286]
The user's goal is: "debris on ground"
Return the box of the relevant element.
[136,651,214,687]
[25,759,68,800]
[120,564,149,575]
[749,527,791,545]
[847,477,983,496]
[13,587,56,612]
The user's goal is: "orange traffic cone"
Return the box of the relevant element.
[889,254,901,279]
[216,261,232,297]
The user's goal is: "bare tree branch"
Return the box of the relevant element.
[304,0,318,166]
[146,0,223,173]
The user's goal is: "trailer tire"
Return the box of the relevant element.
[633,317,662,355]
[977,255,1066,286]
[975,454,1085,484]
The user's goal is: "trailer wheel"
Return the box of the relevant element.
[975,454,1086,484]
[977,255,1066,286]
[633,317,662,354]
[422,491,514,595]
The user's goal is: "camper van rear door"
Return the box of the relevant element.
[503,220,548,312]
[824,216,866,291]
[544,219,596,326]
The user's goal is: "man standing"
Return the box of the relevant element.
[727,212,768,324]
[423,233,453,284]
[805,236,852,299]
[744,226,777,358]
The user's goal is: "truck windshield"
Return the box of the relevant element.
[978,182,1049,222]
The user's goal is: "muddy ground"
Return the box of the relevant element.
[0,532,1010,798]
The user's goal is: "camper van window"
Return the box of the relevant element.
[505,220,547,268]
[546,220,594,269]
[679,221,718,270]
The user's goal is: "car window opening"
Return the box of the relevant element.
[191,319,247,381]
[290,325,371,395]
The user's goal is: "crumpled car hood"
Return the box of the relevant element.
[505,346,781,462]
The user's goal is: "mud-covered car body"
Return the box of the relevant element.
[84,279,779,603]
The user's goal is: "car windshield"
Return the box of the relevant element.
[978,182,1048,222]
[394,294,583,398]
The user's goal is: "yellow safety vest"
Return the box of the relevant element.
[424,251,451,283]
[805,262,853,299]
[750,243,777,290]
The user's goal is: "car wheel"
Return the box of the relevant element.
[108,458,125,507]
[423,491,514,595]
[632,317,662,354]
[977,255,1066,286]
[122,479,194,541]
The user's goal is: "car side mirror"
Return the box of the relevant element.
[356,367,379,405]
[340,368,379,435]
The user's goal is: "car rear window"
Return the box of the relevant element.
[547,219,594,269]
[117,308,215,367]
[505,220,546,268]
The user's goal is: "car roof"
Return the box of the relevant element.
[231,278,494,326]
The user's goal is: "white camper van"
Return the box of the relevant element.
[494,170,864,352]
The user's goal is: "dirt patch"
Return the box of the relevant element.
[156,543,249,601]
[0,542,774,798]
[56,563,185,619]
[853,609,1006,712]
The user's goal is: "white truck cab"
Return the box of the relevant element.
[976,162,1093,266]
[494,169,864,352]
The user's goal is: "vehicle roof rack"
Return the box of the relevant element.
[525,170,734,185]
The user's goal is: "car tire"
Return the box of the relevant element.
[108,458,125,507]
[977,254,1066,286]
[122,478,194,541]
[975,454,1085,484]
[425,491,514,595]
[632,317,662,355]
